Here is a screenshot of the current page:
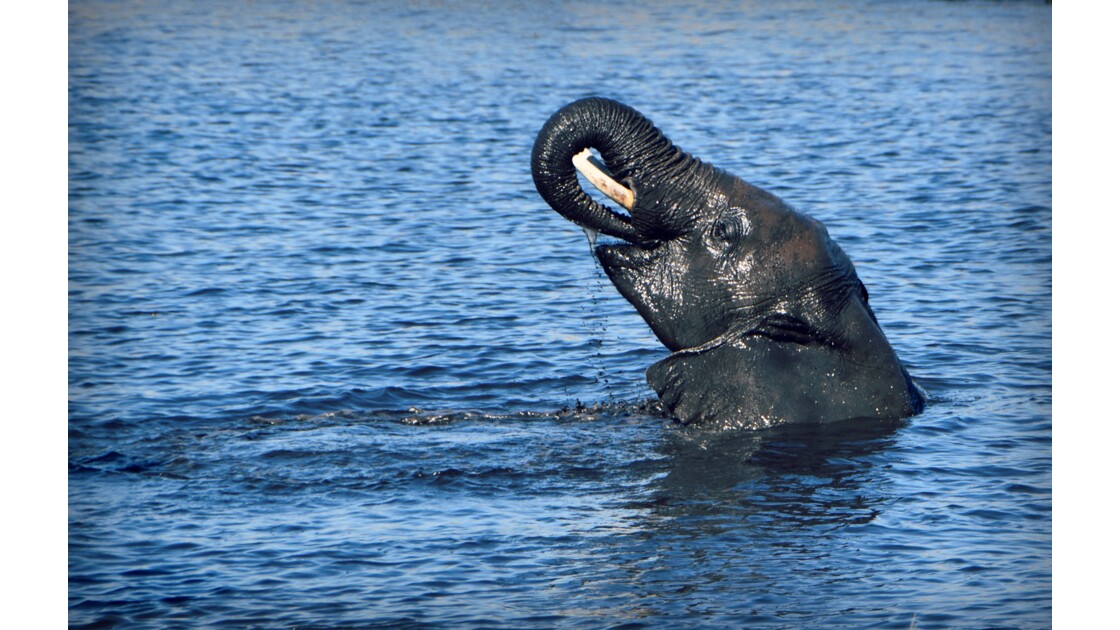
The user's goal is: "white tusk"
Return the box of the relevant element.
[572,148,635,211]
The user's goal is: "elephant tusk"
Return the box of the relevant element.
[572,148,635,211]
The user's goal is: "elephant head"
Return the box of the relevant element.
[531,97,923,428]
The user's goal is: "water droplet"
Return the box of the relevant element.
[581,226,599,254]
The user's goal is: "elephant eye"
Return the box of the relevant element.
[710,214,746,244]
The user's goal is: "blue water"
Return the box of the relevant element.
[69,1,1051,627]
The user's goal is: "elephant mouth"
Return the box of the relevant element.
[570,149,669,275]
[568,150,654,262]
[594,240,658,271]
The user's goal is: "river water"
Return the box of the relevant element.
[69,1,1051,627]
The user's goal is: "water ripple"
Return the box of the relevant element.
[70,0,1050,627]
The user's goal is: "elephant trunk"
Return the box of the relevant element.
[531,97,722,243]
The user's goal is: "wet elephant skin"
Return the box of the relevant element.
[531,97,924,428]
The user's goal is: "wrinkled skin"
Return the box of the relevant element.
[531,97,923,428]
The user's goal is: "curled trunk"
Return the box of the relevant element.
[531,97,722,242]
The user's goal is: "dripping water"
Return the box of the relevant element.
[573,161,630,404]
[585,252,617,404]
[581,225,599,254]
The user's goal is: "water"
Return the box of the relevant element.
[69,1,1051,627]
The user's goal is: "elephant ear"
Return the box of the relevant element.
[647,337,762,428]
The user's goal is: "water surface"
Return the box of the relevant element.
[69,1,1051,627]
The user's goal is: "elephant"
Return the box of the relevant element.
[530,97,924,429]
